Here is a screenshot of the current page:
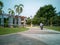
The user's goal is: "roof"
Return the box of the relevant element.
[0,14,26,19]
[15,15,26,18]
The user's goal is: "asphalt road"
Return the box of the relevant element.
[0,34,47,45]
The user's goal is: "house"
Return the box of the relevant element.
[0,14,26,27]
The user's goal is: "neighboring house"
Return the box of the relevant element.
[0,14,26,27]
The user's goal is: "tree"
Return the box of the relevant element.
[14,4,24,15]
[34,4,56,26]
[26,17,31,25]
[8,8,15,15]
[0,1,3,14]
[58,12,60,16]
[32,17,39,25]
[52,12,60,26]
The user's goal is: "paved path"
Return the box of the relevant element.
[20,27,60,34]
[20,27,60,45]
[0,27,60,45]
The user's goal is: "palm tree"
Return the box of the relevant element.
[8,8,15,15]
[8,8,15,27]
[14,4,24,15]
[0,1,3,14]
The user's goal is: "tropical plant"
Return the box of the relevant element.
[0,1,3,14]
[14,4,24,15]
[8,8,15,15]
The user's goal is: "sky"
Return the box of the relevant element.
[0,0,60,17]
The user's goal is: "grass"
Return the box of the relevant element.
[44,26,60,31]
[0,27,28,35]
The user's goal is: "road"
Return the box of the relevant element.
[0,27,60,45]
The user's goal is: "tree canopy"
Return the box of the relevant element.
[32,4,60,26]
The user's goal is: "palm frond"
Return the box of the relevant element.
[19,4,24,7]
[14,5,18,8]
[8,8,15,15]
[0,1,3,9]
[8,8,11,10]
[11,10,15,15]
[20,7,23,14]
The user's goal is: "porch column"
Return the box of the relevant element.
[9,16,13,27]
[24,18,26,27]
[1,18,4,26]
[18,17,21,27]
[14,18,17,26]
[1,15,4,26]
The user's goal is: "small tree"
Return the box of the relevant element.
[26,17,31,25]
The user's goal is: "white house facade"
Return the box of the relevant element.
[0,14,26,27]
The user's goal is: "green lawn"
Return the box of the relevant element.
[44,26,60,31]
[0,27,28,35]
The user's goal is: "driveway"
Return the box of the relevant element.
[0,27,60,45]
